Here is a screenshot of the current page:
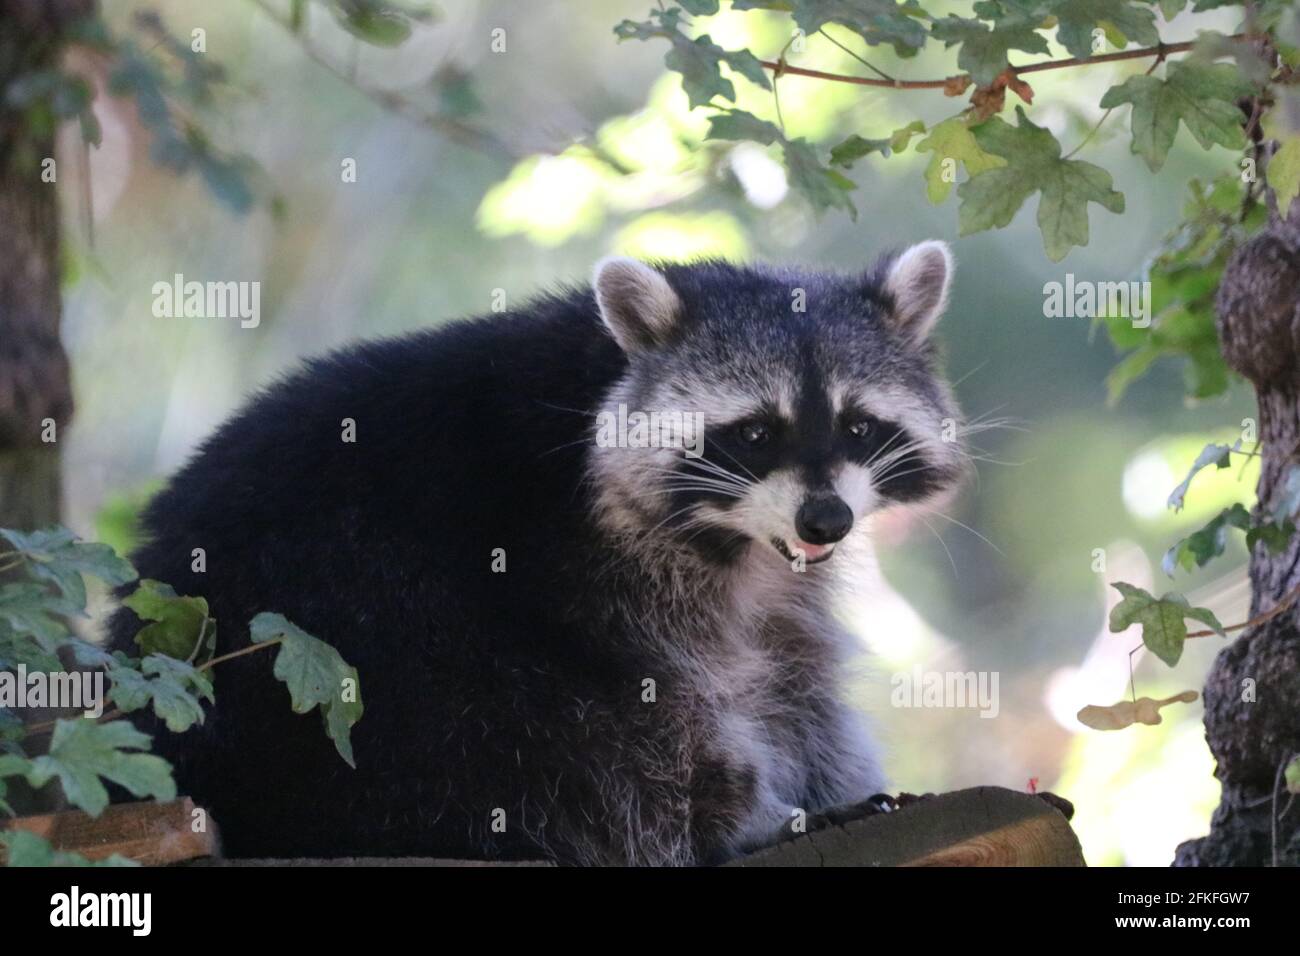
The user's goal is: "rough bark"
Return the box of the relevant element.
[1174,158,1300,867]
[0,0,94,817]
[0,0,90,530]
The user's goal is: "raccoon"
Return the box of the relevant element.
[106,240,967,865]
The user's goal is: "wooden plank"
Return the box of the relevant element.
[2,798,217,866]
[728,786,1085,867]
[3,786,1082,866]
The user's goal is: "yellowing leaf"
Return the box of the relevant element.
[1270,136,1300,218]
[915,116,1006,204]
[1077,691,1199,731]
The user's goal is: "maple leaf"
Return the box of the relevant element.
[1108,583,1223,666]
[958,107,1125,261]
[915,115,1006,204]
[1099,60,1254,171]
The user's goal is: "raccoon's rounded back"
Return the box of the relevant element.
[101,299,634,858]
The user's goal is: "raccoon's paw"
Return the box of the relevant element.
[770,793,901,846]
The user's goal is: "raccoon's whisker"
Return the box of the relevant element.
[638,500,715,541]
[700,444,761,484]
[656,476,748,492]
[861,428,912,470]
[958,411,1028,436]
[537,436,598,459]
[676,461,753,490]
[638,464,752,492]
[866,437,931,475]
[650,483,747,500]
[675,517,749,552]
[532,399,597,418]
[928,510,1004,556]
[914,513,959,579]
[963,451,1025,467]
[948,360,990,390]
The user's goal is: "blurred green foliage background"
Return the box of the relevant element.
[57,0,1262,865]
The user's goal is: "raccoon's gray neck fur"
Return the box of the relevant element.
[589,482,864,665]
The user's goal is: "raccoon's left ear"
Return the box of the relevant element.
[876,239,954,346]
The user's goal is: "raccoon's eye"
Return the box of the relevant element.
[735,421,771,446]
[847,418,874,439]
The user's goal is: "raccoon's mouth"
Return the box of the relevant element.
[770,537,836,565]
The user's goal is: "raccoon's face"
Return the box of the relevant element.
[588,241,966,569]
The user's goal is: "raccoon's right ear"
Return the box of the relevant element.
[593,257,683,353]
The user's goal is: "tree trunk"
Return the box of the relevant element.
[0,0,94,818]
[0,0,89,531]
[1174,152,1300,866]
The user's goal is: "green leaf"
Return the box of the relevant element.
[0,708,22,745]
[197,153,255,215]
[1245,518,1295,555]
[1109,582,1224,666]
[615,12,769,110]
[333,3,413,46]
[249,613,363,768]
[1105,345,1160,405]
[1,527,136,609]
[0,830,138,867]
[1270,136,1300,218]
[679,0,721,12]
[1162,503,1251,575]
[706,109,782,145]
[829,120,925,167]
[1167,441,1237,511]
[107,655,214,733]
[1051,0,1158,60]
[435,64,482,119]
[0,583,82,653]
[916,115,1007,203]
[122,579,214,663]
[1286,755,1300,795]
[958,107,1124,261]
[1099,60,1253,172]
[779,0,928,56]
[0,619,64,672]
[22,719,175,817]
[783,138,857,218]
[931,8,1051,87]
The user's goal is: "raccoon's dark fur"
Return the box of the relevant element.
[106,243,967,865]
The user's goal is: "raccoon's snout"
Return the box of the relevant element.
[795,495,854,545]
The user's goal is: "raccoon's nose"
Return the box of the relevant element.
[795,496,854,545]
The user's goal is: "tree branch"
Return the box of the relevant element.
[761,36,1236,91]
[247,0,515,158]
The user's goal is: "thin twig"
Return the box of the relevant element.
[197,638,280,672]
[817,27,893,82]
[247,0,513,157]
[1062,48,1165,160]
[1186,578,1300,639]
[760,36,1229,90]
